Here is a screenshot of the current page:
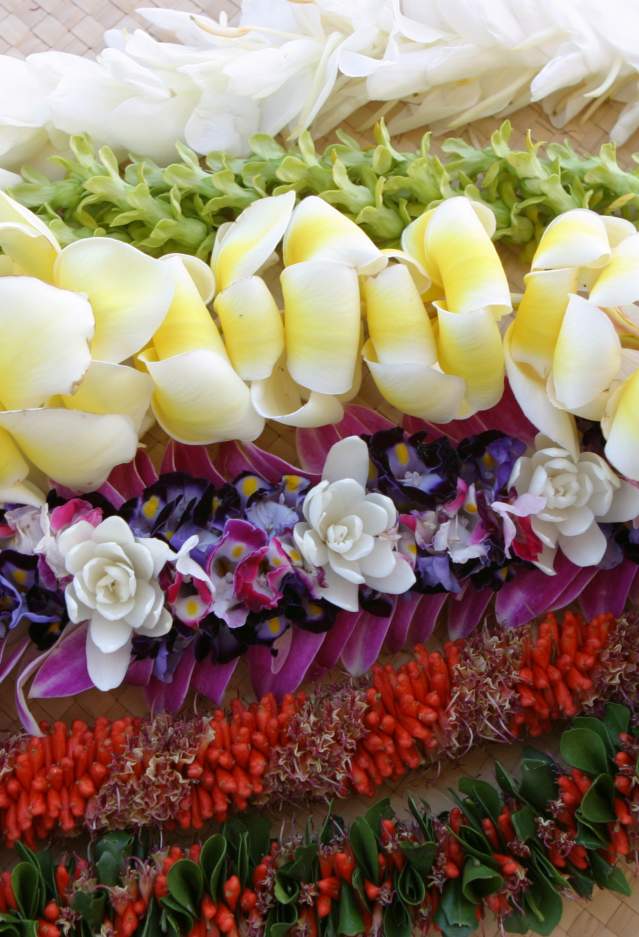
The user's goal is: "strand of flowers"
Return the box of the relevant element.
[2,609,637,848]
[1,704,638,937]
[8,122,639,262]
[5,0,639,172]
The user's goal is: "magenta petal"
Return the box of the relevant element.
[217,441,315,484]
[99,449,159,504]
[0,635,30,683]
[579,560,638,619]
[496,553,580,628]
[192,657,239,704]
[17,649,51,735]
[30,624,93,698]
[306,611,360,680]
[386,594,421,651]
[408,593,448,644]
[126,658,154,686]
[164,646,197,713]
[549,566,599,612]
[162,442,226,486]
[296,405,394,472]
[341,610,393,676]
[447,587,493,640]
[248,627,326,698]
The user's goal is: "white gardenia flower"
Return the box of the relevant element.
[293,436,415,611]
[58,515,175,691]
[510,434,639,572]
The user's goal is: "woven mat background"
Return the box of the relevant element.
[2,2,639,933]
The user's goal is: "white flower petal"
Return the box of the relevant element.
[89,613,132,653]
[282,260,360,395]
[93,516,135,546]
[317,564,360,612]
[600,480,639,523]
[364,555,416,595]
[557,523,607,567]
[251,362,344,428]
[358,538,396,577]
[62,361,152,434]
[55,238,174,363]
[212,191,295,290]
[0,190,60,282]
[0,276,93,409]
[532,209,611,271]
[322,436,370,488]
[86,631,132,691]
[215,276,284,380]
[126,580,157,629]
[364,262,437,365]
[557,504,594,537]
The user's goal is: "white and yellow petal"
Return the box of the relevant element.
[62,361,153,434]
[282,260,361,395]
[551,293,621,411]
[0,276,93,409]
[423,197,510,316]
[363,338,466,422]
[509,268,576,378]
[589,233,639,308]
[504,323,579,458]
[215,276,284,380]
[0,190,60,283]
[436,305,504,413]
[0,409,139,491]
[212,191,295,291]
[139,347,264,445]
[0,426,37,506]
[283,196,386,275]
[251,360,343,427]
[154,255,226,359]
[603,372,639,480]
[364,263,437,365]
[532,209,611,271]
[55,238,174,364]
[163,252,216,304]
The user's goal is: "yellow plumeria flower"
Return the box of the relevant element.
[364,196,510,421]
[506,207,639,478]
[0,191,174,503]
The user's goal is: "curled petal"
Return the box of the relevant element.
[504,323,579,458]
[140,348,264,444]
[212,190,295,291]
[0,409,138,491]
[155,255,226,359]
[604,372,639,480]
[436,305,504,413]
[0,276,93,409]
[283,195,386,275]
[55,238,174,363]
[282,260,360,395]
[424,198,510,316]
[364,263,437,365]
[509,268,576,378]
[532,209,611,271]
[0,426,31,504]
[0,190,59,282]
[215,276,284,380]
[163,252,216,304]
[363,339,465,421]
[400,211,429,272]
[552,294,621,410]
[322,436,369,488]
[62,361,153,433]
[86,631,132,692]
[251,361,343,427]
[590,233,639,307]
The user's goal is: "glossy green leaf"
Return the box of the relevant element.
[167,859,203,917]
[560,728,610,777]
[397,863,426,906]
[382,901,411,937]
[461,859,503,903]
[337,884,364,935]
[349,818,379,884]
[11,863,40,921]
[578,774,616,824]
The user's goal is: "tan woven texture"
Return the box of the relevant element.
[2,2,639,933]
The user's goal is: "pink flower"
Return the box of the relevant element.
[234,540,293,613]
[50,498,103,534]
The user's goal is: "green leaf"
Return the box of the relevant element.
[511,806,537,842]
[139,898,162,937]
[200,834,227,899]
[590,853,632,895]
[337,884,364,935]
[407,795,432,839]
[399,842,437,875]
[603,703,631,743]
[72,892,107,933]
[11,863,41,920]
[382,902,411,937]
[560,728,610,777]
[572,716,615,756]
[458,778,503,821]
[578,774,616,824]
[364,798,394,838]
[274,875,299,906]
[519,760,557,812]
[397,864,426,906]
[236,832,250,888]
[167,859,203,917]
[505,871,563,936]
[576,818,607,849]
[439,879,478,927]
[349,817,379,884]
[94,832,133,886]
[281,845,317,883]
[461,860,503,903]
[242,813,271,864]
[494,761,520,799]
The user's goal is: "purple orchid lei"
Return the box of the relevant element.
[1,403,639,732]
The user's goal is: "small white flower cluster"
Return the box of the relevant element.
[3,0,639,171]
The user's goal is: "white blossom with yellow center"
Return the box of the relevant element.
[505,208,639,480]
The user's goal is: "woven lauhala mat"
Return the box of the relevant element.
[2,2,639,933]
